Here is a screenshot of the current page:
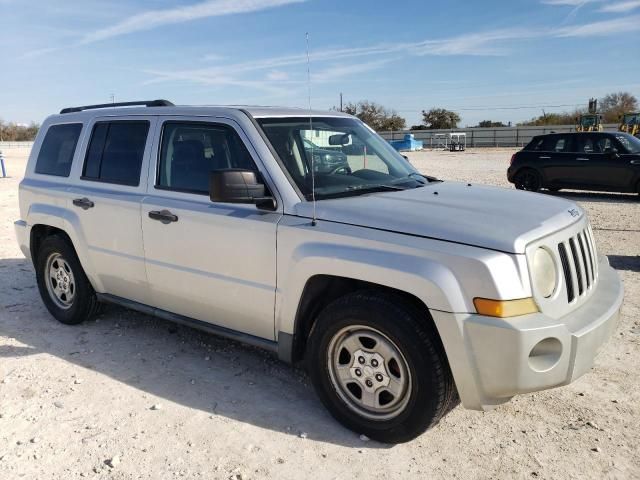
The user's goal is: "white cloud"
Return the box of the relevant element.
[79,0,306,44]
[555,14,640,36]
[542,0,600,5]
[312,60,393,82]
[599,0,640,12]
[141,14,640,92]
[267,70,289,81]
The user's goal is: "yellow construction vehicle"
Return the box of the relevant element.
[619,112,640,137]
[575,98,603,132]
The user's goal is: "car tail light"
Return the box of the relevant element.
[510,154,516,165]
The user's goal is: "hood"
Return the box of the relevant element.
[293,181,583,254]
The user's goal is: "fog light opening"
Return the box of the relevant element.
[528,337,562,372]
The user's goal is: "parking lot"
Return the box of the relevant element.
[0,147,638,479]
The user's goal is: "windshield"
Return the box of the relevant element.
[257,116,426,199]
[615,133,640,153]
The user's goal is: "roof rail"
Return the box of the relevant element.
[60,99,174,114]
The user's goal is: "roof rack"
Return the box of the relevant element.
[60,99,174,114]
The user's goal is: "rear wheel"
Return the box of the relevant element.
[35,235,99,325]
[307,291,457,443]
[514,168,542,192]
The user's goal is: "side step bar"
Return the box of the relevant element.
[95,293,279,354]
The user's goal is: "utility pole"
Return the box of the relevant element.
[110,93,115,104]
[340,92,343,112]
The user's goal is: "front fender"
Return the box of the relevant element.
[276,241,464,337]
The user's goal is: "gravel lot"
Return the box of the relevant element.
[0,147,638,479]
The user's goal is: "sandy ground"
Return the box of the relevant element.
[0,147,638,480]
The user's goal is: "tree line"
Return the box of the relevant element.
[2,91,637,140]
[339,91,638,131]
[0,120,40,142]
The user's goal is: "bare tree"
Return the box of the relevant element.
[0,120,40,141]
[599,92,638,122]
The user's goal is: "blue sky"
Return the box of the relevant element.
[1,0,639,127]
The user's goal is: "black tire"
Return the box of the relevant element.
[548,187,561,192]
[35,235,100,325]
[514,168,542,192]
[307,291,457,443]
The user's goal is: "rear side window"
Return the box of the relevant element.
[34,123,82,176]
[82,121,150,186]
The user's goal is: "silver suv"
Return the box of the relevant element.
[15,100,623,443]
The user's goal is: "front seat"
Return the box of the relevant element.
[171,140,208,192]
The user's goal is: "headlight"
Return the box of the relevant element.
[531,248,557,298]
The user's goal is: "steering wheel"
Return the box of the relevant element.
[329,165,352,175]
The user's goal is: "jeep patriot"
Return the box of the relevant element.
[14,100,623,443]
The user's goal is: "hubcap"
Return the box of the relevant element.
[44,253,76,310]
[327,325,411,420]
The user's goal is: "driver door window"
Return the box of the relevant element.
[157,122,257,195]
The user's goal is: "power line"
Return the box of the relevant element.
[397,103,583,113]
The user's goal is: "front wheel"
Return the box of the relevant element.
[307,291,457,443]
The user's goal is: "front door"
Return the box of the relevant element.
[140,118,282,340]
[538,134,577,188]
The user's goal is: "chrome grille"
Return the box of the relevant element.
[557,226,598,303]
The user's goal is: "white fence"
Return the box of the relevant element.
[0,141,34,149]
[378,124,620,148]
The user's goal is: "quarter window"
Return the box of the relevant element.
[34,123,82,177]
[157,122,256,194]
[82,121,150,186]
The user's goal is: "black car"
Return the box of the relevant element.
[303,138,351,174]
[508,132,640,195]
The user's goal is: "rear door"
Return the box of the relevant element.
[69,116,157,305]
[140,117,282,340]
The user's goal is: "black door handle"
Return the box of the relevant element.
[72,197,94,210]
[148,209,179,224]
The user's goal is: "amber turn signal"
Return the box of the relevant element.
[473,297,538,318]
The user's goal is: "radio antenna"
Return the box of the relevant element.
[306,32,317,227]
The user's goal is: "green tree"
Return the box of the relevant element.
[518,110,582,126]
[420,108,460,129]
[343,100,406,131]
[476,120,506,128]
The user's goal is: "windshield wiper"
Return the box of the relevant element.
[314,184,407,200]
[407,172,440,183]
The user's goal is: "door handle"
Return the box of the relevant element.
[148,209,179,224]
[631,160,640,164]
[72,197,94,210]
[539,156,551,159]
[576,158,589,161]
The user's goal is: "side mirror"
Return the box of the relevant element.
[209,169,275,210]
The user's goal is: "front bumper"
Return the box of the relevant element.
[432,255,623,410]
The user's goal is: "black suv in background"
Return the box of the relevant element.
[508,132,640,195]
